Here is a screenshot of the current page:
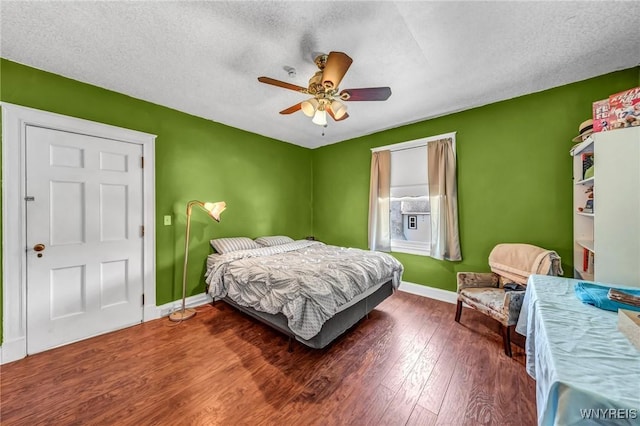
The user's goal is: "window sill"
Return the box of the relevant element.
[391,241,431,257]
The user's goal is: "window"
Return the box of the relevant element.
[390,144,431,256]
[372,132,457,257]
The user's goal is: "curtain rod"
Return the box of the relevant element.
[370,131,456,152]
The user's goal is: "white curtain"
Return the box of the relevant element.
[368,150,391,252]
[428,138,462,261]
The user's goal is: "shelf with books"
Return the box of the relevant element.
[580,247,595,278]
[576,240,594,253]
[576,176,594,186]
[572,135,595,283]
[580,152,594,181]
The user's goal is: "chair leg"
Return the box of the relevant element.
[501,325,512,357]
[454,300,463,322]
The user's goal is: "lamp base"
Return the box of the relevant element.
[168,308,197,322]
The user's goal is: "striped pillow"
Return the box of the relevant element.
[210,237,261,254]
[254,236,295,247]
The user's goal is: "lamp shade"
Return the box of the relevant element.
[312,109,327,126]
[202,201,226,222]
[331,100,348,119]
[301,98,319,117]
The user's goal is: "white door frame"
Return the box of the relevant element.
[1,102,159,364]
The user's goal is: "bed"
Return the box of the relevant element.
[204,239,404,349]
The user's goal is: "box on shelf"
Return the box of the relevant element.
[608,87,640,130]
[592,99,611,132]
[583,199,594,214]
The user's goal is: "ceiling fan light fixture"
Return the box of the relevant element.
[257,51,392,130]
[301,98,319,117]
[331,100,348,119]
[312,108,327,126]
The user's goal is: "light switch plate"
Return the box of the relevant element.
[164,215,172,226]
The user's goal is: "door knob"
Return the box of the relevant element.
[33,243,46,252]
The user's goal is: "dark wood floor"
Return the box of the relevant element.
[0,291,536,425]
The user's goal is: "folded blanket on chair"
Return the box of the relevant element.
[574,282,640,312]
[489,243,563,285]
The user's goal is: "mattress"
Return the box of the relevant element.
[204,240,403,344]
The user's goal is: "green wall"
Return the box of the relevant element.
[0,58,313,320]
[1,57,638,345]
[312,67,639,291]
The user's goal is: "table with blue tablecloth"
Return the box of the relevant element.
[516,275,640,426]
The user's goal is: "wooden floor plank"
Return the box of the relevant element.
[415,309,469,414]
[377,304,455,425]
[319,294,441,425]
[406,404,438,426]
[0,292,536,425]
[379,299,446,393]
[463,335,499,425]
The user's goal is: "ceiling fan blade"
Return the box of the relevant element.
[258,77,308,94]
[340,87,392,101]
[321,52,353,90]
[327,108,349,122]
[279,103,302,115]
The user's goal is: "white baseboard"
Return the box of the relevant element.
[1,294,213,364]
[0,337,27,365]
[144,304,161,321]
[155,293,213,318]
[398,281,458,304]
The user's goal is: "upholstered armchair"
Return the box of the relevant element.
[454,244,562,357]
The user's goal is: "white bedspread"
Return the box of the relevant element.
[516,275,640,426]
[205,240,403,340]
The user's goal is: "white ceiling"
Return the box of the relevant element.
[1,1,639,149]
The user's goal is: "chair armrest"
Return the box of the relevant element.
[457,272,499,292]
[503,290,526,325]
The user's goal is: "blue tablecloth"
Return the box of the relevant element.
[516,275,640,426]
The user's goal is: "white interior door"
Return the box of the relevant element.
[25,125,144,354]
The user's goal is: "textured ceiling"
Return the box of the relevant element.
[1,1,639,149]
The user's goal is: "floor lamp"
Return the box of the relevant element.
[169,200,226,322]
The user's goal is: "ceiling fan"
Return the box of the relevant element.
[258,51,392,126]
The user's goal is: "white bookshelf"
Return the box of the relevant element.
[571,137,594,280]
[571,127,640,287]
